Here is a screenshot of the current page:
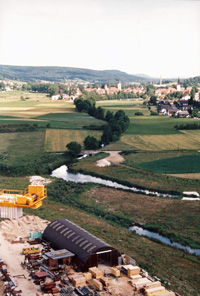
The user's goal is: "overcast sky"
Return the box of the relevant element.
[0,0,199,78]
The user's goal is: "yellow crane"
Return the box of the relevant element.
[0,185,47,218]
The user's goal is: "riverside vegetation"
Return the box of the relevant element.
[0,92,200,295]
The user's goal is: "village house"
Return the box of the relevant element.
[176,99,193,111]
[175,110,189,117]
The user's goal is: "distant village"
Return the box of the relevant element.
[1,78,200,118]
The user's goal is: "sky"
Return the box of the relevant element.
[0,0,200,78]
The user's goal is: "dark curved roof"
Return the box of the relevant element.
[43,219,114,264]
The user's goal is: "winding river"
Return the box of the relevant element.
[51,165,177,198]
[129,226,200,257]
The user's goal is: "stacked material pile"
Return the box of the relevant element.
[92,279,103,291]
[68,273,86,287]
[111,267,120,277]
[88,267,104,279]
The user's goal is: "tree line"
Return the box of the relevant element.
[66,96,130,154]
[174,123,200,130]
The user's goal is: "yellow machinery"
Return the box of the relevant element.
[0,185,47,209]
[22,247,40,255]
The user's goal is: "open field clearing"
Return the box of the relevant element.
[0,95,75,118]
[45,129,102,151]
[97,100,150,116]
[0,131,45,161]
[0,90,48,101]
[123,150,197,164]
[126,116,198,135]
[109,130,200,151]
[97,99,144,107]
[34,112,104,129]
[0,108,76,119]
[78,185,200,247]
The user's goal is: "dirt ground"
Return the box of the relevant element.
[168,173,200,180]
[0,215,49,296]
[29,176,52,186]
[96,151,124,167]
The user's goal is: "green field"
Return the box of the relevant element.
[138,154,200,174]
[126,116,198,135]
[34,112,104,129]
[0,131,45,158]
[45,129,102,152]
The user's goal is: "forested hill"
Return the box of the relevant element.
[0,65,148,83]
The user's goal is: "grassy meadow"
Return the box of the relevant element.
[0,93,200,295]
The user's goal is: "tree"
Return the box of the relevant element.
[101,124,112,145]
[0,82,5,91]
[48,84,59,97]
[105,111,114,122]
[94,107,104,120]
[84,136,99,150]
[66,141,81,158]
[149,95,157,106]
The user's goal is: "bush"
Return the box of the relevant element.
[135,112,144,116]
[84,136,99,150]
[150,111,159,116]
[66,142,81,158]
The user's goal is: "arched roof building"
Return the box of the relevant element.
[43,219,119,271]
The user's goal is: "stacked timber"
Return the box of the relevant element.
[100,276,109,287]
[68,273,86,287]
[127,265,140,278]
[83,272,92,281]
[111,267,120,277]
[89,267,104,279]
[93,279,103,291]
[130,274,142,280]
[130,277,151,291]
[145,281,162,289]
[145,286,166,296]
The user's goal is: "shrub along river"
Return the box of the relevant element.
[51,165,200,256]
[129,226,200,257]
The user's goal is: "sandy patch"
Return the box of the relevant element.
[29,175,52,186]
[96,151,124,167]
[96,159,111,167]
[0,215,49,241]
[0,107,32,111]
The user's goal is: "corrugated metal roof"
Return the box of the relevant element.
[42,218,114,264]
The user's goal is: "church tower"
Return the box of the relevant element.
[118,81,122,91]
[177,78,181,91]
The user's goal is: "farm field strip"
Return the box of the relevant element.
[0,131,45,160]
[168,173,200,180]
[126,116,199,135]
[44,129,102,152]
[123,151,197,164]
[120,131,200,151]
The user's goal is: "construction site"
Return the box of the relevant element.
[0,186,178,296]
